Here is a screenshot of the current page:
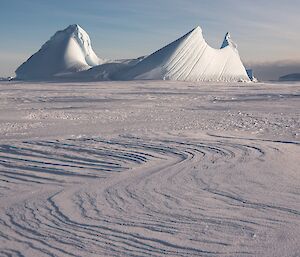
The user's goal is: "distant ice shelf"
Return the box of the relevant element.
[279,73,300,81]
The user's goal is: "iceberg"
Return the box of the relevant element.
[16,24,103,80]
[121,26,250,82]
[15,25,251,82]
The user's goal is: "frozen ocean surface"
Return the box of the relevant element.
[0,80,299,257]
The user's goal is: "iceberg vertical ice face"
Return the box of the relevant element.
[220,32,238,51]
[122,26,250,82]
[15,24,103,79]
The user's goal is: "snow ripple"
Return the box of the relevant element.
[0,136,299,256]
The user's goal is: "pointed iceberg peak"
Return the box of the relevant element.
[221,32,238,51]
[68,24,81,30]
[64,24,86,34]
[192,26,202,33]
[183,26,204,42]
[15,24,102,79]
[52,24,82,37]
[57,24,88,38]
[189,26,203,37]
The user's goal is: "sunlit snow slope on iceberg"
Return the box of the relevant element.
[122,26,250,82]
[16,24,103,80]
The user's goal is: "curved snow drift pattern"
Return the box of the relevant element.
[0,135,299,256]
[15,25,250,82]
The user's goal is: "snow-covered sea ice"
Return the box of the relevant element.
[0,80,299,257]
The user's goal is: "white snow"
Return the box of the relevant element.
[15,25,251,82]
[121,27,250,82]
[0,80,299,256]
[60,56,146,81]
[15,24,103,79]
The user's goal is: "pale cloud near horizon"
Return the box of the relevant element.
[245,60,300,81]
[0,52,29,77]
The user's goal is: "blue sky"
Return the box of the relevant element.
[0,0,299,77]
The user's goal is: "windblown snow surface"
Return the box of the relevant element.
[0,81,299,257]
